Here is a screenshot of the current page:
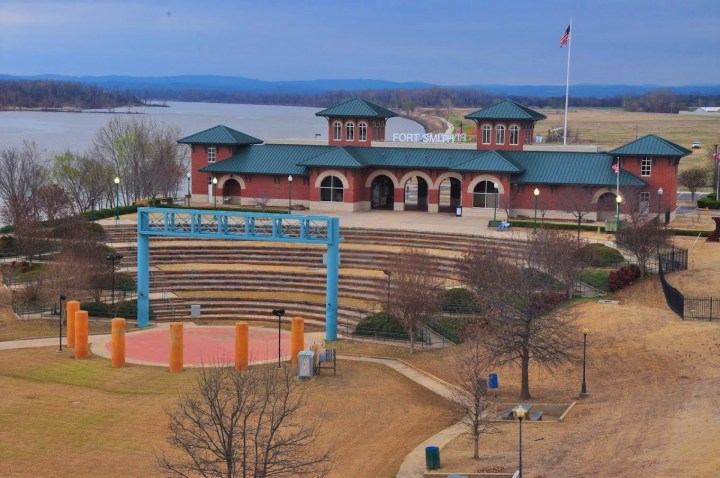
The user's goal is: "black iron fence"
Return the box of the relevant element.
[658,264,684,318]
[684,297,720,321]
[658,249,718,321]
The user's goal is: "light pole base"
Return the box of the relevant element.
[579,392,589,398]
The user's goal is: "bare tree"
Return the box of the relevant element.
[52,150,115,213]
[0,142,46,228]
[456,244,579,399]
[158,363,333,478]
[678,167,709,201]
[386,248,444,354]
[527,229,594,298]
[453,335,499,460]
[556,187,596,244]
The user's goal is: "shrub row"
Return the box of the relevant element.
[608,264,642,291]
[79,299,155,320]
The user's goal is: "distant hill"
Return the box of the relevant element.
[2,74,719,99]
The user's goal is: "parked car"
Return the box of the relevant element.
[692,141,702,149]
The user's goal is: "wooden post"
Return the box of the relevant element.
[169,323,183,373]
[111,318,126,368]
[290,317,305,364]
[66,300,80,348]
[74,310,88,359]
[235,322,249,370]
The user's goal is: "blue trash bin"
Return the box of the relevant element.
[488,372,498,390]
[425,445,440,469]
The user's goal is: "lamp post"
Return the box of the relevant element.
[186,172,191,206]
[493,182,499,222]
[383,270,392,315]
[288,175,293,214]
[533,188,540,234]
[616,195,623,234]
[114,176,120,223]
[581,327,589,397]
[106,254,124,314]
[272,309,286,368]
[58,294,67,352]
[212,177,218,209]
[657,187,664,225]
[516,406,526,478]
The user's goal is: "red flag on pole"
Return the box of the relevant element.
[560,25,570,47]
[612,162,619,174]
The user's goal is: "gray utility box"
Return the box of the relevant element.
[190,304,201,317]
[298,351,315,379]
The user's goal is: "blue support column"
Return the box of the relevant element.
[325,219,340,341]
[137,232,150,327]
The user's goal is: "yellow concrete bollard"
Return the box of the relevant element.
[66,300,80,348]
[111,318,126,368]
[290,317,305,364]
[74,310,89,359]
[235,322,249,370]
[169,323,184,373]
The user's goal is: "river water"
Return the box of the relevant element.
[0,101,424,155]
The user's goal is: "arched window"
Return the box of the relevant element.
[509,125,520,145]
[320,176,344,202]
[473,180,498,208]
[358,122,368,141]
[481,124,492,144]
[495,125,506,145]
[345,122,355,141]
[333,121,342,141]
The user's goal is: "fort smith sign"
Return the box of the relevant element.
[392,133,467,143]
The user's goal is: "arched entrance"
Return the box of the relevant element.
[371,175,394,209]
[597,192,617,221]
[223,178,242,205]
[404,176,429,211]
[438,178,461,213]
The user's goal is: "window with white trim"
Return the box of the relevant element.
[472,180,498,208]
[495,125,506,145]
[481,124,492,144]
[345,122,355,141]
[333,121,342,140]
[640,191,650,214]
[207,145,216,163]
[358,122,367,141]
[320,176,344,202]
[509,125,520,145]
[641,156,651,176]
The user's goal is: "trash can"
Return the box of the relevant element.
[488,372,498,390]
[425,445,440,470]
[455,206,462,217]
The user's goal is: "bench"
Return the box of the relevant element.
[530,411,543,421]
[500,408,514,420]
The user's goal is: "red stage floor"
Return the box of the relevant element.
[104,326,292,366]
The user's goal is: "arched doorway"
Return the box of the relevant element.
[371,175,394,209]
[223,178,242,205]
[438,178,461,213]
[472,181,498,209]
[597,192,617,221]
[404,176,429,211]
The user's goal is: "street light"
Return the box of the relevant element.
[272,309,286,368]
[186,172,191,206]
[616,195,623,233]
[581,327,589,397]
[383,270,392,315]
[212,177,218,209]
[657,187,664,225]
[533,188,540,234]
[516,406,526,478]
[58,294,67,353]
[493,182,499,222]
[106,254,124,314]
[114,176,120,223]
[288,175,293,214]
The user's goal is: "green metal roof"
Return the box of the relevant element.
[315,98,399,118]
[609,134,692,157]
[452,150,524,173]
[465,99,546,121]
[297,147,368,168]
[504,151,647,187]
[178,125,263,145]
[199,144,329,176]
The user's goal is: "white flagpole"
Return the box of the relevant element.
[563,19,572,145]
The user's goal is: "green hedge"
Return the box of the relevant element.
[441,288,480,313]
[697,195,720,209]
[79,299,155,320]
[582,243,626,267]
[82,204,140,221]
[354,313,409,338]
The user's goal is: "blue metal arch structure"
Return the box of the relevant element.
[137,207,342,341]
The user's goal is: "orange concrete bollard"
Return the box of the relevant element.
[235,322,249,370]
[74,310,89,359]
[66,300,80,348]
[290,317,305,364]
[169,323,184,373]
[111,318,126,368]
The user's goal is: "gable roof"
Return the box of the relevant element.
[178,125,263,145]
[452,150,524,173]
[465,99,546,121]
[315,98,398,118]
[609,134,692,157]
[199,144,328,176]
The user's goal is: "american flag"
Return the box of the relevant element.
[612,162,619,174]
[560,25,570,47]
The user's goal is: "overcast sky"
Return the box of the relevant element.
[1,0,718,86]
